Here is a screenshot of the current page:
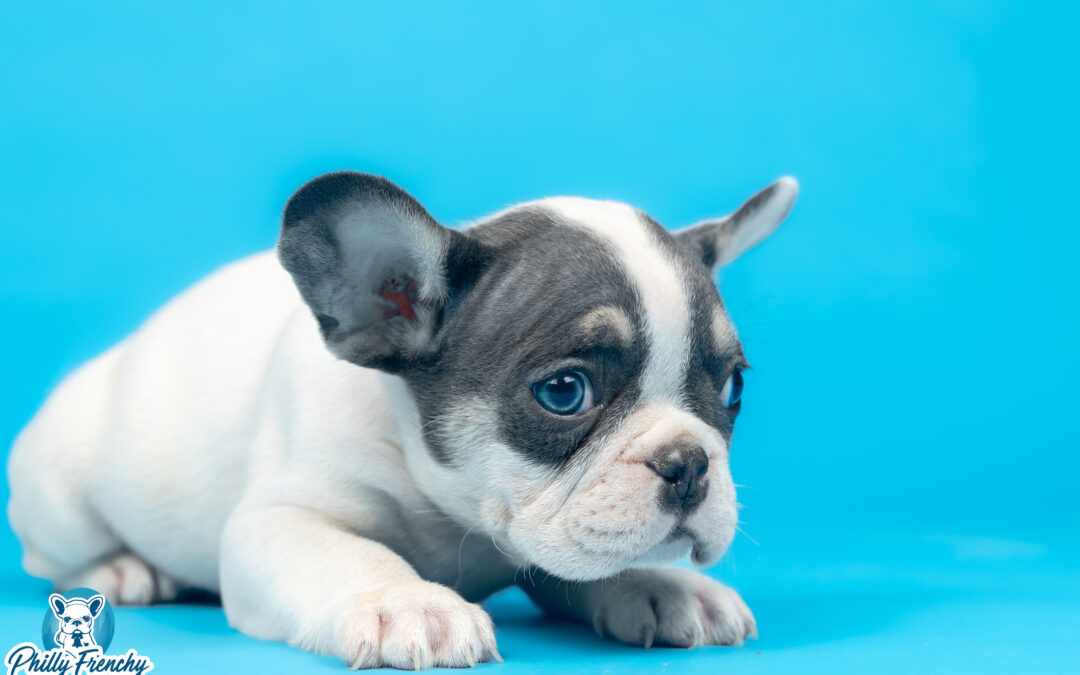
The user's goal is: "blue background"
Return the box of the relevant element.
[1,1,1077,673]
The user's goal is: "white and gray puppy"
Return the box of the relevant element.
[8,172,797,669]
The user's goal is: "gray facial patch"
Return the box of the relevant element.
[404,207,649,466]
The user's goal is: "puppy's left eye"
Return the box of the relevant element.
[532,370,595,416]
[83,616,90,622]
[720,369,744,408]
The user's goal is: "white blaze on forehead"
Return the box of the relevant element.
[539,197,691,402]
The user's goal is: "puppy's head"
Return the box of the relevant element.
[279,172,796,581]
[49,594,103,636]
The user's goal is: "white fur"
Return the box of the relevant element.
[10,253,481,665]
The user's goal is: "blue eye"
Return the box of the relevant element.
[720,369,744,408]
[532,370,594,416]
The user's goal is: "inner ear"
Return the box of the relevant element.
[278,171,486,372]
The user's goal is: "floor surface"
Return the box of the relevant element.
[2,531,1076,674]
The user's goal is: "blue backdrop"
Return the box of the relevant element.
[1,2,1077,673]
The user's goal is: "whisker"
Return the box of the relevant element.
[735,524,760,546]
[456,526,475,584]
[730,295,777,321]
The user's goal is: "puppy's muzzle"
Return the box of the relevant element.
[646,441,709,513]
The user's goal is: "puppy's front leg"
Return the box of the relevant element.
[220,505,498,669]
[521,567,756,649]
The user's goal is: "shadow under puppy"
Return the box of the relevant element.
[8,172,797,669]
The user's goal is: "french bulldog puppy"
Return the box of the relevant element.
[8,172,797,669]
[49,594,105,657]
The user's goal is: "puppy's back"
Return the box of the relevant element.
[8,251,308,588]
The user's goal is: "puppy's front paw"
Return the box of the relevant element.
[592,568,756,648]
[340,581,500,669]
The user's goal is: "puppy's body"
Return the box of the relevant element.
[10,252,507,593]
[9,175,797,668]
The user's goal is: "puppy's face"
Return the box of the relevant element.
[279,173,797,581]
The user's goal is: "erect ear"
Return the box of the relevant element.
[49,593,67,617]
[86,595,105,617]
[278,171,486,372]
[675,176,798,271]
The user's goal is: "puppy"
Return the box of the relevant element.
[49,594,105,657]
[8,172,797,669]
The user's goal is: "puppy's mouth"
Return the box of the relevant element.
[662,523,721,565]
[665,524,692,542]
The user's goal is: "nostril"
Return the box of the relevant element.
[646,457,681,482]
[695,456,709,477]
[648,463,680,484]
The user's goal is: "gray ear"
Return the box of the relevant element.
[278,171,485,372]
[675,176,798,270]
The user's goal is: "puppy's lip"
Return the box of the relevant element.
[665,524,693,542]
[692,539,718,565]
[668,523,723,564]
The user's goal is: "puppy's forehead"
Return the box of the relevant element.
[529,197,705,402]
[468,196,743,362]
[463,203,634,331]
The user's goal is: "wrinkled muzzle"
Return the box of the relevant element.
[504,403,738,581]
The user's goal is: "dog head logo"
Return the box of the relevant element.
[39,589,115,657]
[4,588,153,675]
[48,593,105,655]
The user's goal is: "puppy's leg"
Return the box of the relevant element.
[521,567,756,648]
[58,552,180,605]
[220,504,499,670]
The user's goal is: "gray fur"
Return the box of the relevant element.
[409,207,648,466]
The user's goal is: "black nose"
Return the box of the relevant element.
[647,442,709,512]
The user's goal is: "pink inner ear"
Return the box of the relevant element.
[378,276,418,321]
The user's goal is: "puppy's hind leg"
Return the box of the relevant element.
[58,553,180,606]
[7,349,128,592]
[8,440,126,594]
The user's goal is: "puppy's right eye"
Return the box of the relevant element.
[720,369,744,408]
[532,370,595,416]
